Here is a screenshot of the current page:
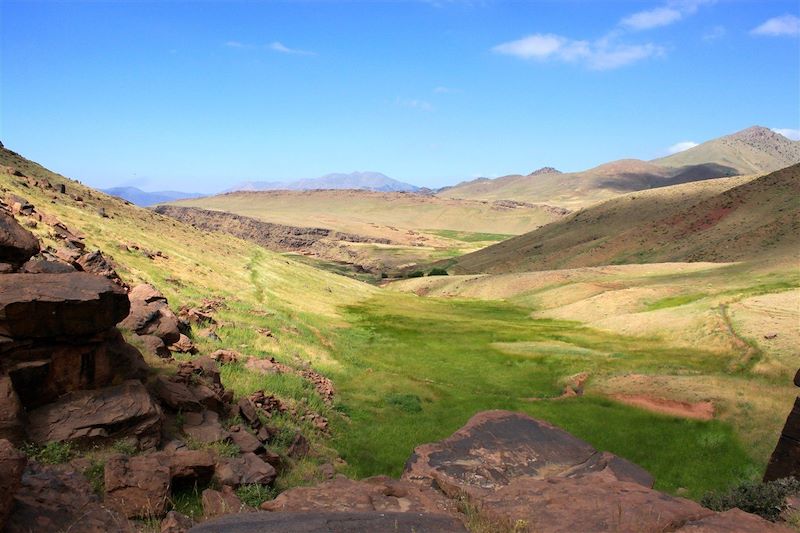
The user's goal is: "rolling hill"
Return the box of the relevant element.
[448,164,800,275]
[229,171,420,193]
[438,126,800,208]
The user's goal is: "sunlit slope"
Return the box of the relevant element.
[437,159,736,209]
[654,126,800,175]
[169,189,567,242]
[0,146,376,362]
[449,165,800,275]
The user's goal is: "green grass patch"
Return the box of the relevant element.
[329,293,759,500]
[646,293,707,311]
[428,229,515,243]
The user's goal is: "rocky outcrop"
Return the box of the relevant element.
[191,511,468,532]
[105,453,172,518]
[27,380,162,449]
[0,211,40,268]
[120,283,182,350]
[764,369,800,482]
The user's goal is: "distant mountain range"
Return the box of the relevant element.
[438,126,800,208]
[102,187,205,207]
[228,171,420,193]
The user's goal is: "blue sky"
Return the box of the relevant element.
[2,0,798,193]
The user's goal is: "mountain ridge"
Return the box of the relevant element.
[228,171,419,193]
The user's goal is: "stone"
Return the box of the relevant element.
[27,380,162,450]
[318,463,335,479]
[119,283,181,345]
[105,453,171,519]
[0,439,26,529]
[210,349,240,364]
[403,410,654,499]
[75,249,124,286]
[0,272,130,338]
[764,396,800,482]
[170,333,197,354]
[215,452,277,487]
[20,259,75,273]
[161,511,193,533]
[6,462,133,532]
[0,211,39,267]
[260,476,453,515]
[287,431,309,460]
[188,511,468,532]
[0,376,24,444]
[229,425,263,453]
[182,409,229,443]
[3,328,148,408]
[151,376,203,412]
[159,449,216,487]
[137,333,171,358]
[202,486,250,518]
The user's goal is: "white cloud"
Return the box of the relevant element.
[492,33,663,70]
[268,41,315,55]
[397,98,434,112]
[433,86,457,94]
[751,15,800,37]
[622,7,683,31]
[773,128,800,141]
[667,141,699,154]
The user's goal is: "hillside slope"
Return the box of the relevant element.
[450,164,800,275]
[654,126,800,175]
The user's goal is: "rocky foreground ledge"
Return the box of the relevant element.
[194,410,789,533]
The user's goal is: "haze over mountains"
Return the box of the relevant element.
[102,186,205,207]
[228,171,420,193]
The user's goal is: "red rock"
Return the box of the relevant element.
[150,376,203,412]
[210,349,240,364]
[27,380,162,450]
[75,249,125,286]
[202,486,251,518]
[0,273,130,338]
[287,431,309,460]
[182,409,230,443]
[6,462,133,532]
[104,453,171,519]
[0,439,26,529]
[169,333,197,354]
[154,449,216,487]
[215,452,277,487]
[0,211,39,267]
[0,376,24,444]
[675,508,793,532]
[20,259,75,273]
[190,511,468,532]
[229,426,263,453]
[136,333,171,358]
[119,283,181,345]
[160,510,193,533]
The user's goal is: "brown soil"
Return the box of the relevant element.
[611,394,715,420]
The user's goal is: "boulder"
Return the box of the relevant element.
[27,380,162,449]
[161,511,193,533]
[104,453,171,519]
[182,409,229,444]
[20,259,75,273]
[210,349,240,365]
[188,511,468,532]
[0,273,130,338]
[260,476,454,515]
[74,250,124,285]
[0,211,39,267]
[6,462,133,532]
[202,486,250,518]
[0,439,26,529]
[0,376,24,444]
[170,333,197,354]
[403,410,654,499]
[120,283,181,345]
[150,375,203,412]
[157,449,216,487]
[287,431,309,460]
[136,333,171,358]
[229,425,263,454]
[2,328,148,408]
[215,452,277,487]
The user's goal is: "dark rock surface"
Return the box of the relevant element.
[105,453,171,518]
[0,272,130,338]
[0,439,26,529]
[0,211,39,268]
[764,371,800,482]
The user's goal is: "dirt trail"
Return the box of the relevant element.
[612,394,715,420]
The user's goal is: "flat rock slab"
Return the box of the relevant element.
[403,410,653,497]
[27,380,162,449]
[189,511,468,532]
[0,272,130,338]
